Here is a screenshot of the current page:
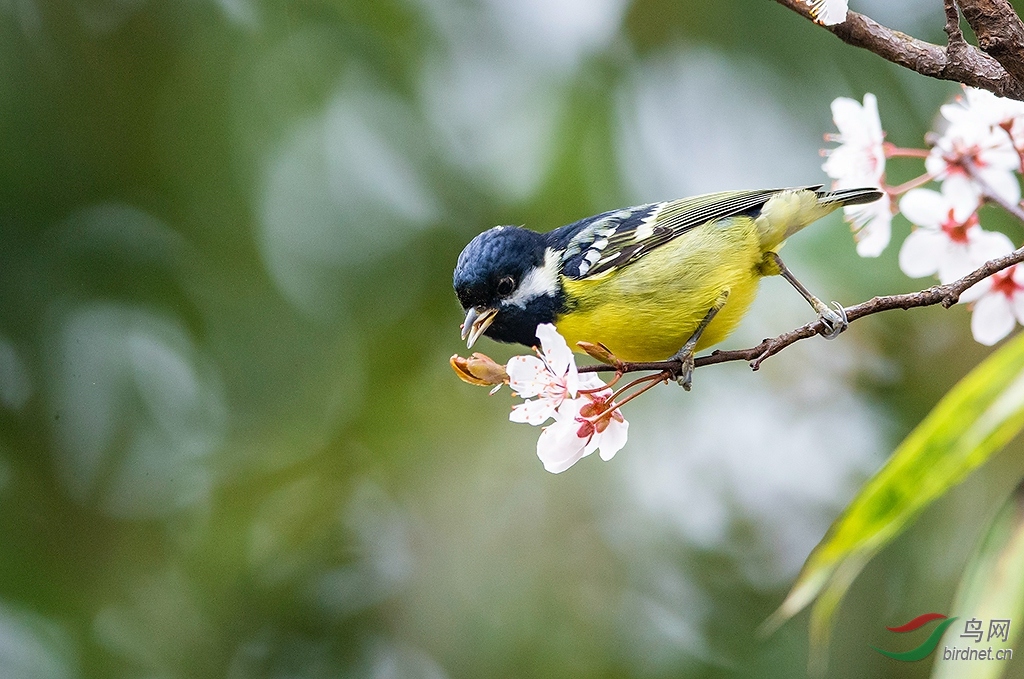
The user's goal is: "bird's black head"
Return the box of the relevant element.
[453,225,563,348]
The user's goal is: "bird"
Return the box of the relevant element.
[453,185,883,389]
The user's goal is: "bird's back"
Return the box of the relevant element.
[558,213,765,361]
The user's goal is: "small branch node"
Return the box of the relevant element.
[944,0,967,48]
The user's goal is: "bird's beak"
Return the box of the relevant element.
[461,307,498,348]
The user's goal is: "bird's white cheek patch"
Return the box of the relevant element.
[507,248,560,308]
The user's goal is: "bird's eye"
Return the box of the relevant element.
[497,276,515,297]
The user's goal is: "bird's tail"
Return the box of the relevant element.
[757,185,884,248]
[815,186,885,208]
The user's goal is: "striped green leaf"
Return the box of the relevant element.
[763,331,1024,670]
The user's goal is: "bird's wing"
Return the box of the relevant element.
[559,186,821,280]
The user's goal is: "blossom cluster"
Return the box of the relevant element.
[825,87,1024,345]
[451,324,628,473]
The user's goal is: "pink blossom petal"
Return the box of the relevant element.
[510,397,558,425]
[506,355,548,398]
[536,401,589,473]
[938,95,977,127]
[535,323,579,396]
[828,96,859,127]
[563,369,579,399]
[824,146,882,186]
[966,229,1014,268]
[937,243,977,284]
[824,93,885,185]
[938,174,983,209]
[950,180,984,219]
[932,117,1017,167]
[811,0,848,25]
[595,418,629,461]
[830,93,879,139]
[537,422,587,473]
[1012,289,1024,325]
[980,138,1022,173]
[972,293,1017,345]
[937,244,978,284]
[978,167,1022,205]
[899,189,947,228]
[577,373,609,392]
[959,277,992,304]
[924,150,948,179]
[899,230,945,278]
[847,199,892,257]
[939,87,1024,128]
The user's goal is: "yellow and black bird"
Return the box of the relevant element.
[453,185,883,388]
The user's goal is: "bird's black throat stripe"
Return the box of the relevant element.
[486,288,567,347]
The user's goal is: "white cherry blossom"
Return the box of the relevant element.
[503,323,630,472]
[961,265,1024,345]
[507,323,589,424]
[927,90,1022,206]
[823,93,885,186]
[939,87,1024,142]
[898,187,1011,283]
[822,93,891,256]
[845,192,894,258]
[536,391,628,474]
[944,87,1024,174]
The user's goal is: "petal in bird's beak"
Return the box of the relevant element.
[461,307,498,348]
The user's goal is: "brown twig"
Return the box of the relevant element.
[772,0,1024,101]
[945,0,968,51]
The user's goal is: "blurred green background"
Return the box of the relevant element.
[3,0,1024,677]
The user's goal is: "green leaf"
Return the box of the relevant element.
[763,331,1024,666]
[931,481,1024,679]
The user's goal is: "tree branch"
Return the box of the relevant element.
[959,0,1024,87]
[772,0,1024,101]
[945,0,968,51]
[580,241,1024,375]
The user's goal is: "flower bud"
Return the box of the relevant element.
[576,341,617,365]
[450,353,508,387]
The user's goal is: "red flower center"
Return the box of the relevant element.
[990,267,1021,298]
[943,141,987,175]
[940,208,978,244]
[576,395,623,437]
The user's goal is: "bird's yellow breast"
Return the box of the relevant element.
[556,217,766,362]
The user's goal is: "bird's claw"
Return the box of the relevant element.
[674,352,695,391]
[818,301,848,340]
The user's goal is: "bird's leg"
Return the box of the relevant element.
[669,289,730,391]
[763,251,847,340]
